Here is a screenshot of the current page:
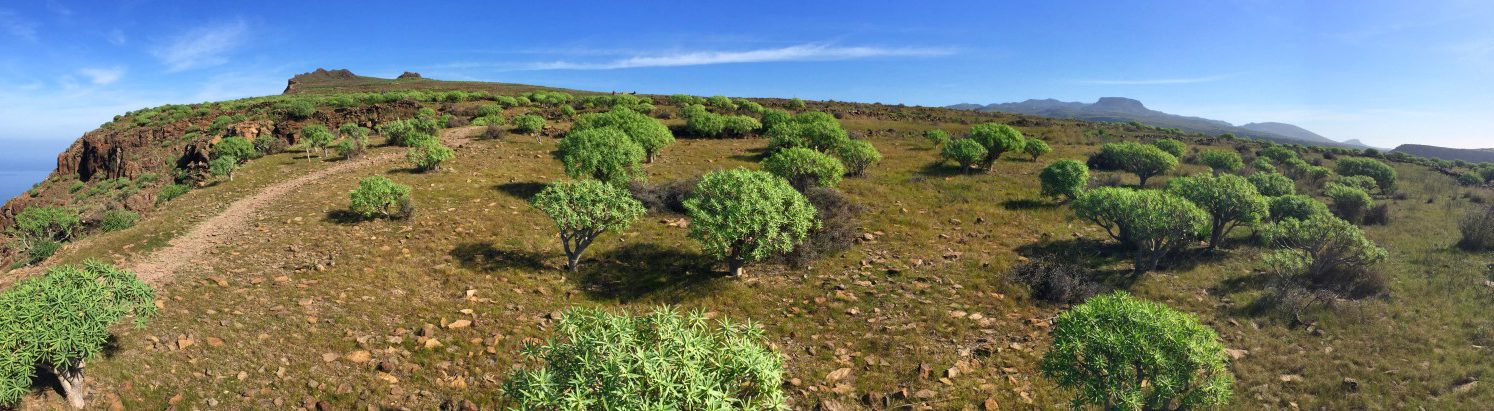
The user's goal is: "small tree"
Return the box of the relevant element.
[1093,143,1178,186]
[1324,183,1373,223]
[1040,291,1233,410]
[209,155,239,182]
[406,139,454,172]
[1336,157,1396,191]
[941,139,987,174]
[765,111,848,152]
[685,169,816,276]
[924,129,950,147]
[1151,138,1186,158]
[503,307,786,409]
[531,180,646,271]
[968,123,1026,168]
[1247,172,1295,196]
[722,115,762,137]
[557,127,646,186]
[300,124,335,159]
[1269,194,1330,222]
[572,108,675,163]
[336,122,370,160]
[1198,150,1243,175]
[1167,174,1268,249]
[1074,188,1207,273]
[682,105,726,137]
[1258,145,1297,163]
[213,136,257,161]
[513,114,546,142]
[0,261,156,409]
[1040,160,1090,202]
[1023,138,1052,161]
[349,176,412,219]
[834,139,882,177]
[1260,214,1388,322]
[760,147,845,191]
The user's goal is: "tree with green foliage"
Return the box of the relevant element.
[706,95,737,111]
[1247,172,1296,196]
[941,139,987,174]
[722,115,762,137]
[349,176,412,219]
[1260,214,1388,321]
[1251,157,1277,173]
[1334,175,1379,192]
[681,104,726,137]
[531,180,646,271]
[502,307,786,410]
[512,114,546,141]
[1023,138,1052,161]
[1152,139,1186,158]
[761,147,845,190]
[1480,164,1494,183]
[1093,143,1178,187]
[967,123,1026,168]
[1269,194,1330,222]
[1324,183,1373,224]
[1039,160,1089,202]
[684,169,816,276]
[209,155,239,182]
[1336,157,1396,191]
[1258,145,1297,163]
[835,139,882,177]
[759,109,791,130]
[923,129,950,147]
[0,261,156,408]
[213,136,257,161]
[573,108,675,163]
[406,139,454,172]
[1198,150,1243,175]
[300,124,335,159]
[1073,187,1207,273]
[557,128,646,186]
[766,111,848,152]
[1040,291,1233,411]
[336,122,370,160]
[1458,172,1484,186]
[1167,174,1269,249]
[787,98,806,110]
[6,206,80,264]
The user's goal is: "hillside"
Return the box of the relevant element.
[952,98,1353,147]
[1393,144,1494,164]
[3,73,1493,409]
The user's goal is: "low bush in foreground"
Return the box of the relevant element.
[503,307,786,410]
[1040,291,1233,410]
[1039,159,1089,202]
[1260,214,1388,322]
[1008,257,1106,304]
[1458,205,1494,251]
[761,147,845,190]
[349,176,412,219]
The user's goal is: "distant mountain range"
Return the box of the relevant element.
[949,97,1369,148]
[1391,144,1494,164]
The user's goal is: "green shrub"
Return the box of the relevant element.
[209,156,238,182]
[685,169,816,276]
[1258,145,1297,163]
[759,109,791,130]
[1073,187,1207,273]
[681,104,726,137]
[213,136,257,160]
[1334,175,1379,192]
[1481,165,1494,183]
[23,239,60,264]
[1039,160,1089,202]
[0,261,155,408]
[1040,291,1233,410]
[349,176,412,219]
[941,139,987,174]
[158,184,190,203]
[531,180,646,271]
[1269,195,1330,222]
[513,114,545,135]
[1247,172,1295,196]
[300,124,335,159]
[276,99,317,120]
[405,139,454,172]
[1152,139,1186,158]
[1023,138,1052,161]
[99,210,140,232]
[1324,184,1373,223]
[572,108,675,163]
[1091,143,1178,187]
[722,115,762,137]
[1459,205,1494,251]
[924,129,950,146]
[765,111,848,152]
[1167,174,1268,249]
[834,139,882,177]
[558,128,646,186]
[968,123,1026,167]
[668,94,702,106]
[477,104,505,118]
[336,123,370,160]
[503,307,786,410]
[1251,157,1277,173]
[1198,150,1243,174]
[1261,214,1388,320]
[1458,172,1483,186]
[761,147,845,190]
[10,206,81,244]
[1336,157,1396,191]
[68,180,85,193]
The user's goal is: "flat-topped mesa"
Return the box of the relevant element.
[283,68,358,94]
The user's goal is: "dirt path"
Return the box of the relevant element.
[128,127,482,283]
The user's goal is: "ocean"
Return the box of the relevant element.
[0,170,53,202]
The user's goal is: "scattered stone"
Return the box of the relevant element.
[1342,377,1360,392]
[446,319,472,329]
[1224,348,1249,360]
[345,350,372,363]
[826,367,851,382]
[205,337,224,348]
[321,353,339,362]
[983,397,1000,410]
[176,337,195,350]
[377,372,399,384]
[1279,374,1304,383]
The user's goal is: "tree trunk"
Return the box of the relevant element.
[1138,175,1150,187]
[727,258,745,277]
[54,362,87,409]
[646,151,655,164]
[1208,222,1224,250]
[566,253,580,272]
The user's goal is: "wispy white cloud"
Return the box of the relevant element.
[105,28,127,45]
[1074,74,1235,85]
[151,20,249,72]
[0,9,38,41]
[488,43,955,70]
[78,67,125,85]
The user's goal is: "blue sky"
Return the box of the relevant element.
[1,0,1492,196]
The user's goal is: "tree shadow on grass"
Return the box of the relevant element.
[727,147,771,163]
[495,181,547,201]
[917,161,971,178]
[1016,237,1142,289]
[569,243,725,303]
[29,336,120,401]
[1001,199,1059,210]
[324,209,370,225]
[450,242,548,272]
